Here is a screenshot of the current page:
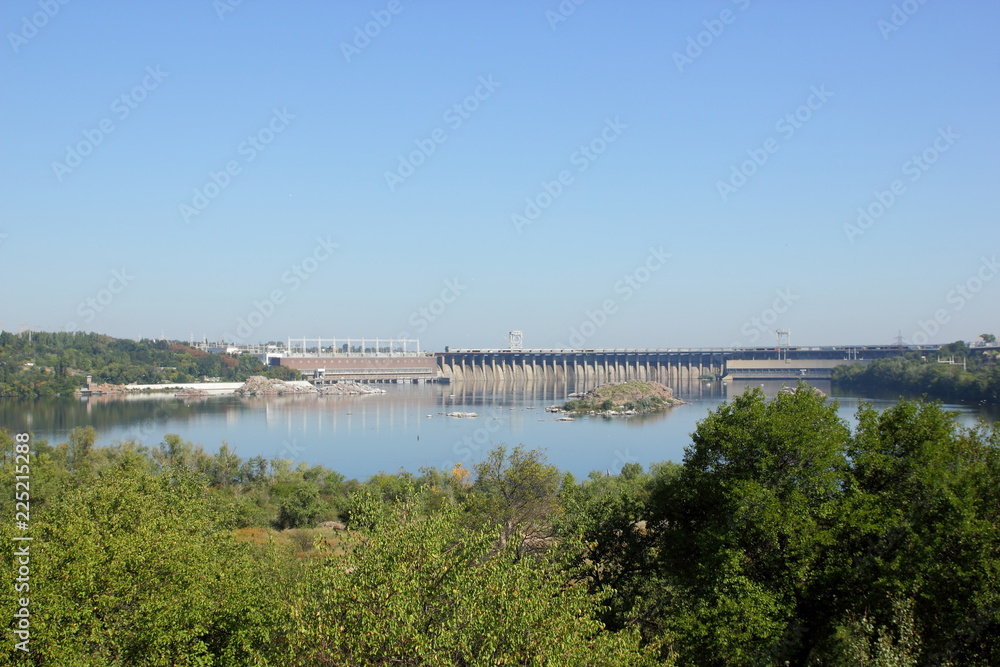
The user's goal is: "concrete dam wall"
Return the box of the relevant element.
[436,350,727,384]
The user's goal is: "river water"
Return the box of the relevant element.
[2,380,995,479]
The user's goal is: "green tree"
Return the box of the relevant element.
[651,385,852,664]
[208,442,242,487]
[152,433,205,471]
[274,478,324,529]
[557,462,677,643]
[467,444,562,556]
[835,400,1000,664]
[66,425,97,477]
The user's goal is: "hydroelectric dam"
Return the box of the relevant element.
[435,345,926,384]
[213,338,941,384]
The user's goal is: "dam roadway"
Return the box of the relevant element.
[436,345,935,383]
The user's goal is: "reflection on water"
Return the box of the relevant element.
[2,378,994,479]
[442,377,727,406]
[730,379,999,422]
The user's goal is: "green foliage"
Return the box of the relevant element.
[651,384,852,664]
[833,351,1000,403]
[837,401,1000,664]
[262,364,302,381]
[288,494,651,666]
[467,444,562,556]
[556,462,673,643]
[67,425,97,476]
[274,479,324,529]
[0,460,287,666]
[644,386,999,665]
[835,598,923,667]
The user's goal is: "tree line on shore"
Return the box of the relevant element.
[0,331,300,397]
[1,386,998,665]
[832,341,1000,404]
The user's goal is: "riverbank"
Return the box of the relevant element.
[79,377,385,397]
[832,355,999,406]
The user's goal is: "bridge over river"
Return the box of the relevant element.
[436,345,941,384]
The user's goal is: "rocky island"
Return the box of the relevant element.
[548,381,686,416]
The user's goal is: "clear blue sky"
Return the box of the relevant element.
[2,0,997,350]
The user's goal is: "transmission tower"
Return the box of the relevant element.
[774,329,790,361]
[893,330,906,354]
[509,330,523,350]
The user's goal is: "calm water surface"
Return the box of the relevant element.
[3,380,995,479]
